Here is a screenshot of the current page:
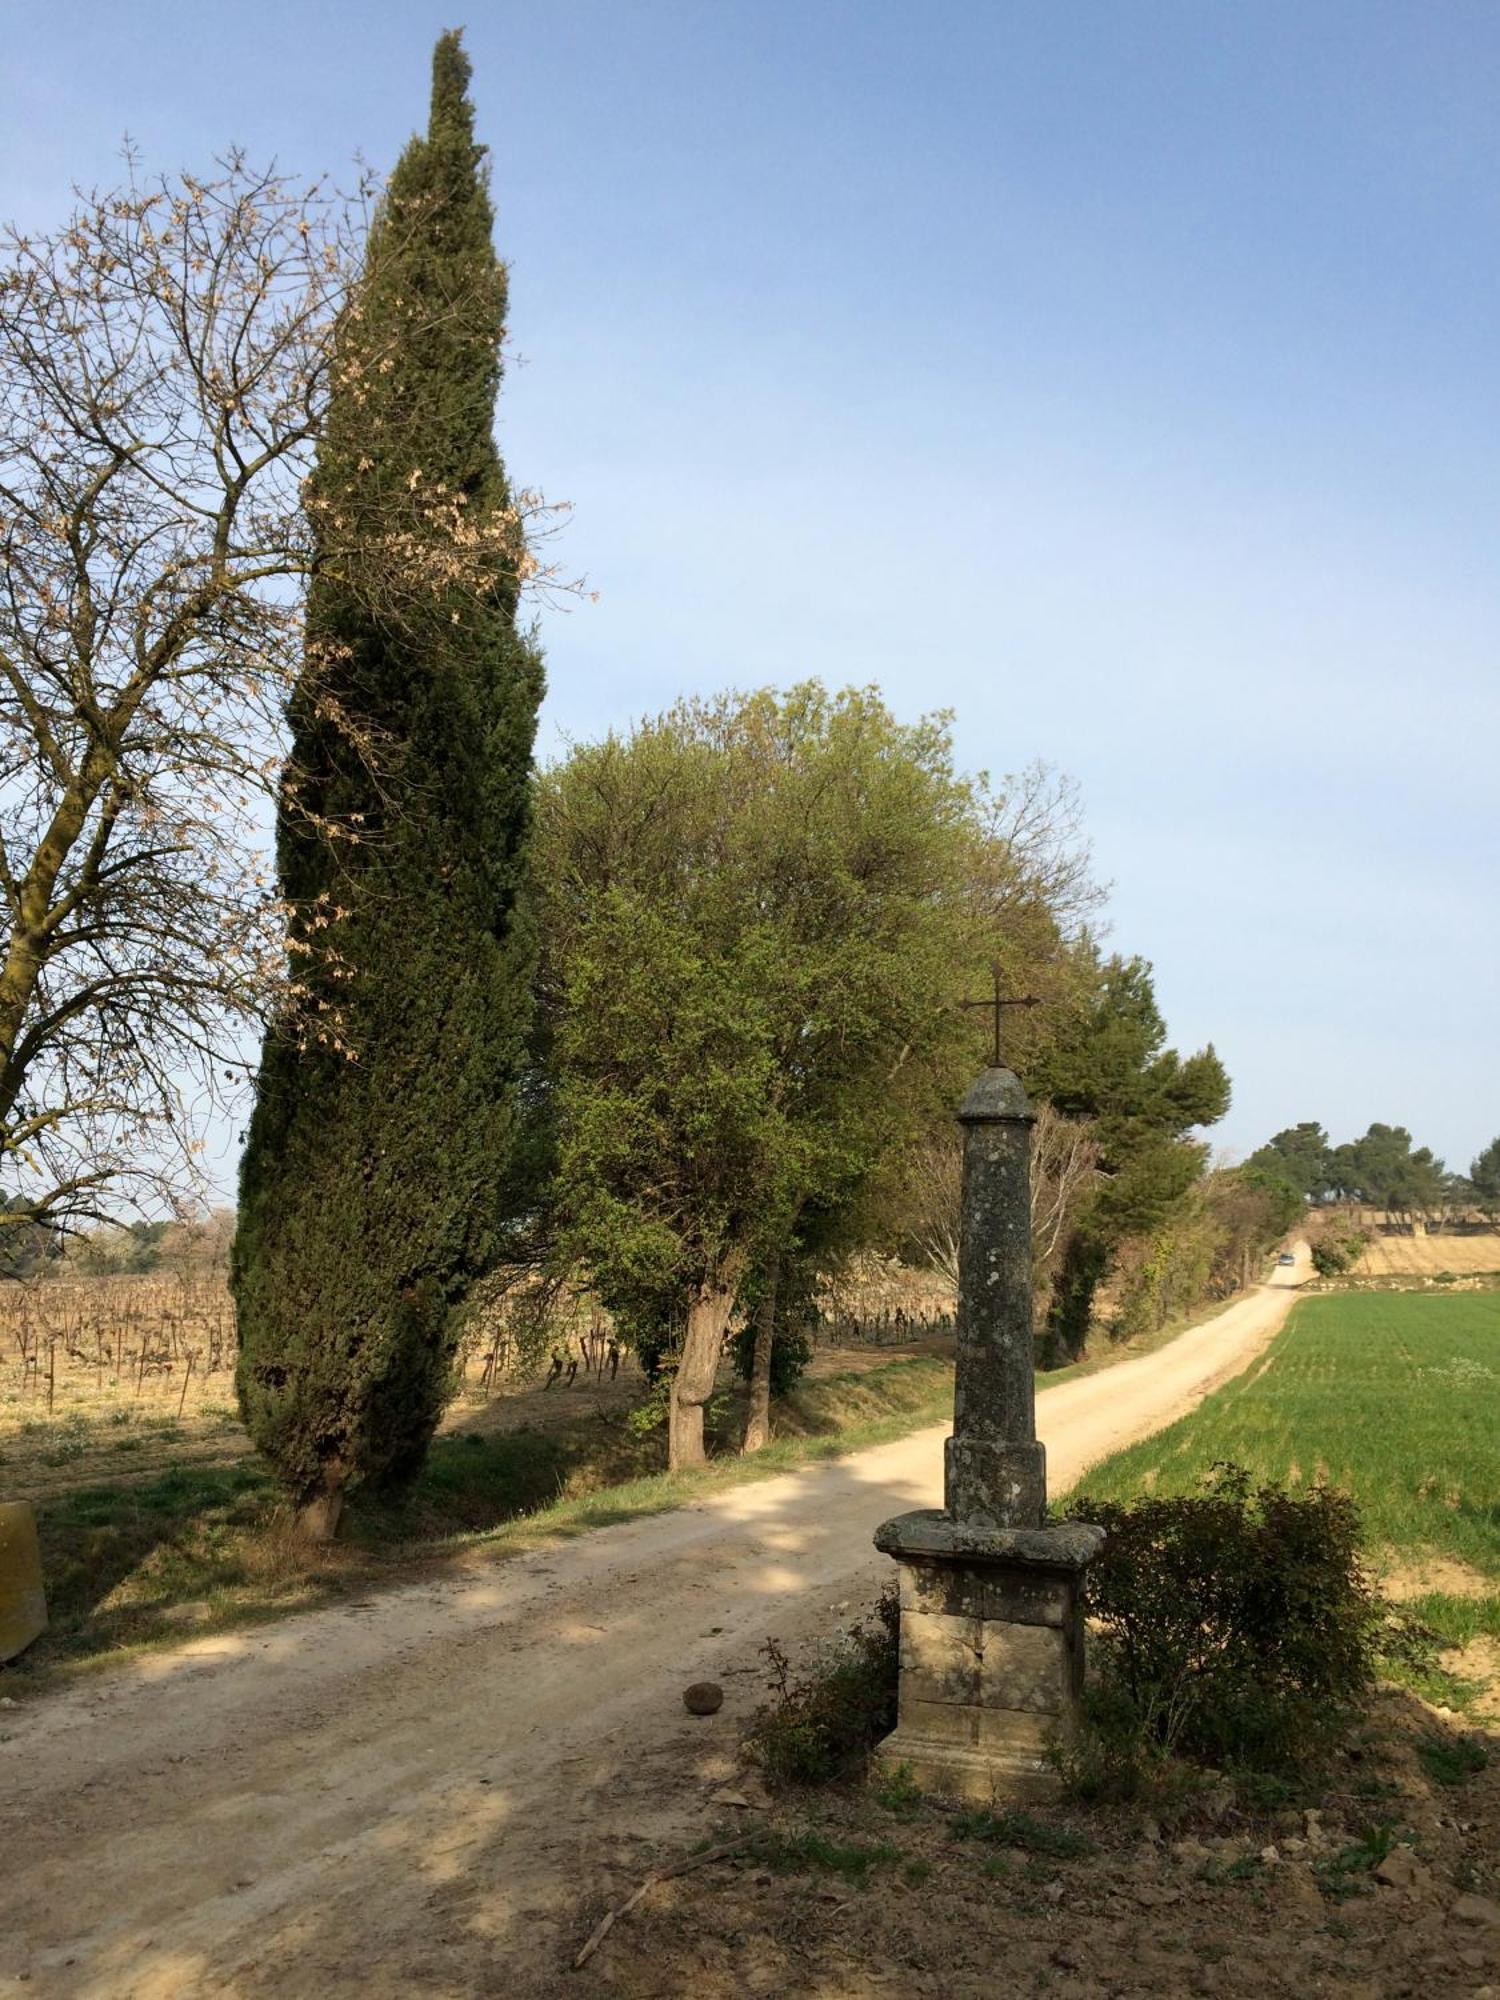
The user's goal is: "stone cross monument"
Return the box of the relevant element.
[872,1027,1102,1802]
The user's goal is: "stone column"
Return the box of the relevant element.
[945,1067,1045,1529]
[872,1065,1102,1804]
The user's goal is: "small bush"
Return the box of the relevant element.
[746,1589,899,1788]
[1311,1231,1368,1279]
[1068,1464,1380,1781]
[1416,1731,1489,1787]
[872,1760,923,1817]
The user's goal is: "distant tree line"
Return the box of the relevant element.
[0,1208,237,1280]
[1246,1121,1500,1230]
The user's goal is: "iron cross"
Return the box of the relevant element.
[959,964,1040,1069]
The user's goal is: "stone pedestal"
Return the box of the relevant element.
[872,1512,1103,1803]
[0,1501,47,1663]
[873,1060,1102,1801]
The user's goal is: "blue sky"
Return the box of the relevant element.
[7,0,1498,1181]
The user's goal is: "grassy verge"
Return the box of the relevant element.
[9,1356,956,1683]
[1068,1290,1500,1709]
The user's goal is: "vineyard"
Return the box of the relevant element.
[0,1275,246,1501]
[0,1258,957,1503]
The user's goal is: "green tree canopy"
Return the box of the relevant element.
[537,684,1081,1466]
[1470,1137,1500,1221]
[1039,954,1229,1237]
[233,33,544,1538]
[1033,953,1230,1357]
[1246,1122,1333,1204]
[1328,1124,1445,1217]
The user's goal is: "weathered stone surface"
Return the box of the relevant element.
[1374,1847,1431,1895]
[957,1068,1033,1123]
[983,1568,1074,1629]
[899,1610,982,1705]
[979,1620,1068,1715]
[974,1705,1058,1754]
[0,1501,46,1664]
[898,1562,986,1620]
[895,1696,980,1747]
[872,1728,1056,1804]
[898,1556,1074,1628]
[947,1069,1039,1528]
[879,1547,1092,1801]
[875,1510,1105,1573]
[945,1437,1047,1531]
[872,1062,1102,1806]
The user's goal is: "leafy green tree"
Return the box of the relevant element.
[1470,1137,1500,1225]
[1310,1228,1367,1279]
[1235,1160,1306,1250]
[233,34,543,1538]
[1327,1124,1444,1225]
[1035,954,1230,1360]
[537,685,1067,1467]
[1246,1123,1333,1205]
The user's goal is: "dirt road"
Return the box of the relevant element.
[0,1255,1309,1998]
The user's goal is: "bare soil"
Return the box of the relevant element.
[596,1688,1500,2000]
[1353,1230,1500,1279]
[0,1263,1315,1997]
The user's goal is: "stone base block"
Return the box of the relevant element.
[872,1508,1103,1806]
[872,1729,1061,1805]
[0,1501,47,1663]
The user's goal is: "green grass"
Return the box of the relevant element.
[752,1830,904,1884]
[1071,1291,1500,1674]
[1415,1730,1489,1787]
[950,1808,1094,1859]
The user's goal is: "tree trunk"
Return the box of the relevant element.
[669,1270,740,1471]
[741,1251,781,1454]
[294,1478,345,1543]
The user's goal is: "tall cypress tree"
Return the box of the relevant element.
[233,33,543,1539]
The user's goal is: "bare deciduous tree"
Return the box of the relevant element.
[907,1103,1100,1301]
[0,153,572,1236]
[0,157,361,1231]
[973,763,1107,945]
[1030,1102,1102,1275]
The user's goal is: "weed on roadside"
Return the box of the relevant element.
[754,1830,903,1886]
[1415,1731,1489,1788]
[746,1591,899,1789]
[872,1760,923,1819]
[1313,1821,1409,1902]
[950,1808,1094,1860]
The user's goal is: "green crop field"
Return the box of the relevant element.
[1072,1291,1500,1680]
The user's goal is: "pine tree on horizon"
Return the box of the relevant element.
[233,31,544,1540]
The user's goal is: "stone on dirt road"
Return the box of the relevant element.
[683,1681,724,1715]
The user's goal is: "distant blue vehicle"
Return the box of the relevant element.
[1277,1252,1296,1266]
